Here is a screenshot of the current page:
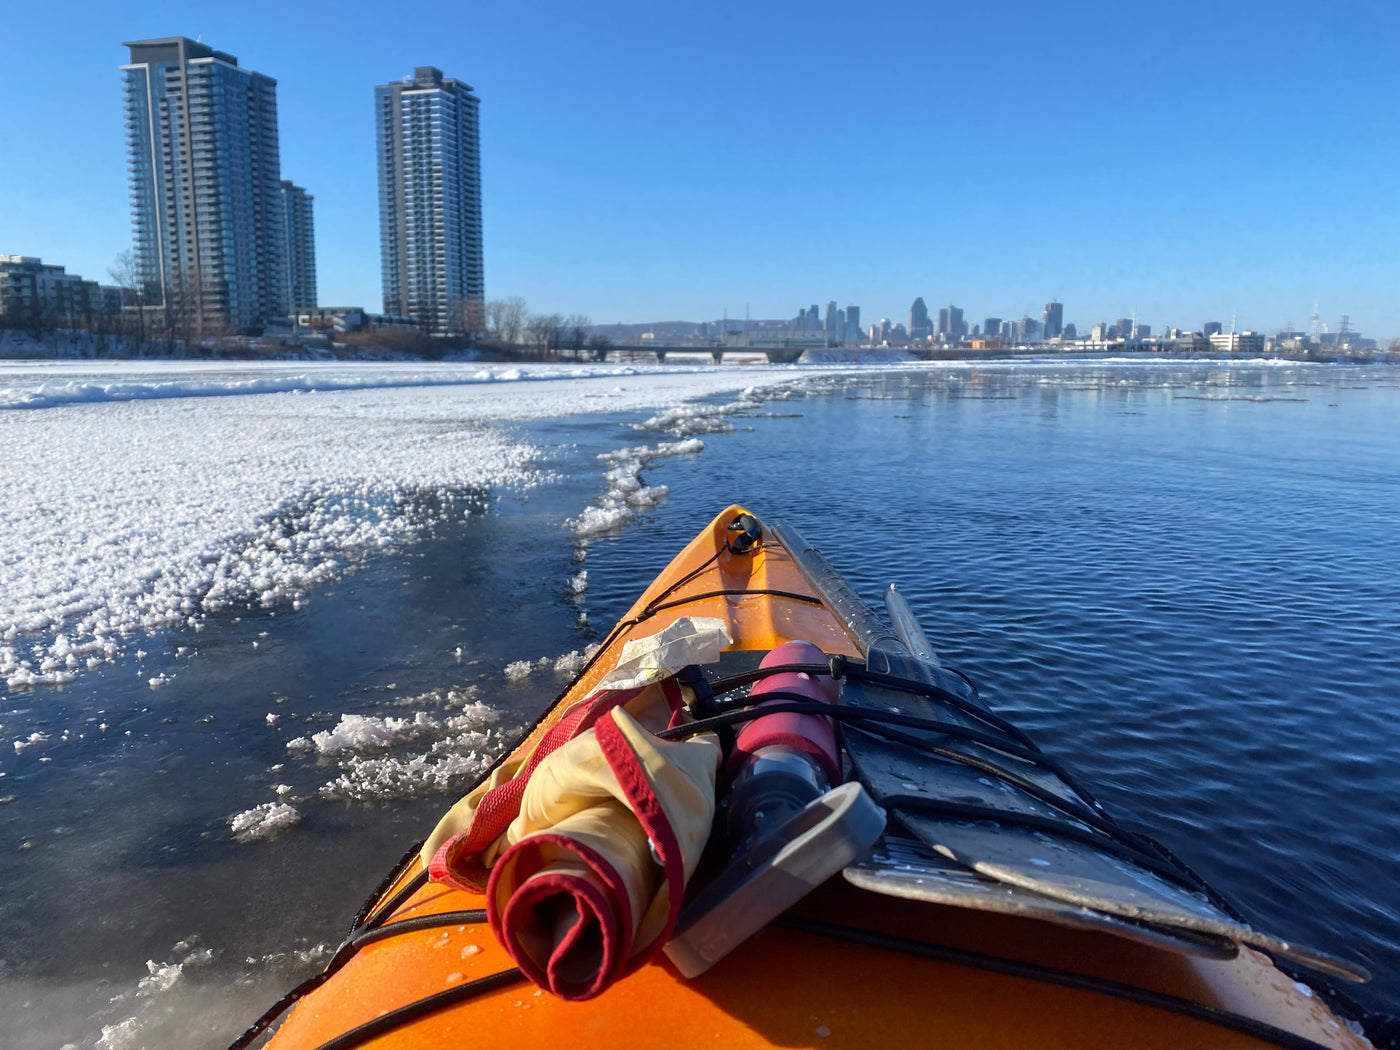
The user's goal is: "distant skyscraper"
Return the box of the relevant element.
[1063,322,1077,340]
[807,304,820,329]
[825,300,838,332]
[376,67,483,334]
[1204,320,1223,337]
[1043,300,1063,338]
[122,37,288,333]
[936,305,964,338]
[910,297,931,338]
[281,182,317,312]
[845,305,860,332]
[983,317,1002,339]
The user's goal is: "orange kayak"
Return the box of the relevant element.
[239,506,1375,1050]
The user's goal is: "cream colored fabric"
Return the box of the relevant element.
[493,708,720,957]
[421,616,731,876]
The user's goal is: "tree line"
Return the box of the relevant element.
[476,297,610,358]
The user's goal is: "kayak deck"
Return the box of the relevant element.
[252,507,1371,1050]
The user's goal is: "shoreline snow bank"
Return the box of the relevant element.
[0,362,678,410]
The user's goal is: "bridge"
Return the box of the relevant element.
[594,345,806,364]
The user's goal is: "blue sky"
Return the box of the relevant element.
[2,0,1397,338]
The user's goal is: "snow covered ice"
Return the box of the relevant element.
[0,359,824,693]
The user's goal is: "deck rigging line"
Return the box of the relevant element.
[774,914,1342,1050]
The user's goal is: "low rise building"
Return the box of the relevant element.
[298,306,367,332]
[0,255,123,327]
[1209,331,1265,354]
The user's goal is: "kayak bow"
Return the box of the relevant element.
[240,506,1375,1050]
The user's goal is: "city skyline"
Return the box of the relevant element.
[1,2,1398,338]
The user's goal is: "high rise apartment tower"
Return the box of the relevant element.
[122,38,287,333]
[1043,300,1063,338]
[281,182,317,313]
[375,67,484,334]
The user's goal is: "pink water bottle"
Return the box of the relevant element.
[724,640,841,844]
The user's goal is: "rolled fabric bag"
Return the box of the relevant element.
[423,617,732,893]
[483,707,719,999]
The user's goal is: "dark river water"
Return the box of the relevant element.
[3,360,1397,1047]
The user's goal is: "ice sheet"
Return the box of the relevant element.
[0,361,830,692]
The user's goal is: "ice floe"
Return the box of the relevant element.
[260,691,512,807]
[566,437,706,538]
[228,802,301,843]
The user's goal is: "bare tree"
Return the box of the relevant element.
[525,312,564,356]
[93,292,121,357]
[487,296,528,345]
[565,313,592,353]
[163,265,219,349]
[108,251,148,350]
[448,296,488,341]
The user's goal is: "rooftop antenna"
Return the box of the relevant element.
[1310,302,1321,341]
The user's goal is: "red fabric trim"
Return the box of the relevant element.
[661,676,684,714]
[431,686,644,890]
[487,833,635,1000]
[595,711,684,973]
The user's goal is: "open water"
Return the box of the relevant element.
[3,359,1398,1047]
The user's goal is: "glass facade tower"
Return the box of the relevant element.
[281,181,317,313]
[122,38,288,334]
[375,67,484,335]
